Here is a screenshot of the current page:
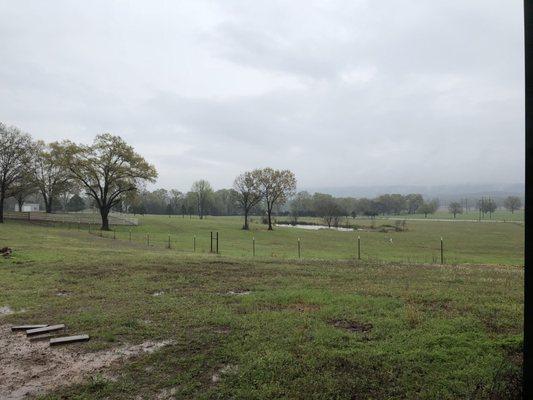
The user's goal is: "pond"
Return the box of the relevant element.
[275,223,357,232]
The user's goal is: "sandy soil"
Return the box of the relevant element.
[0,324,171,400]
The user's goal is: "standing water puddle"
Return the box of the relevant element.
[276,224,355,232]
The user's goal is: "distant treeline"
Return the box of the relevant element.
[126,188,523,227]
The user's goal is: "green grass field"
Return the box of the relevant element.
[0,218,524,399]
[95,214,525,266]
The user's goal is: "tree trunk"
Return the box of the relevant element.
[243,209,249,230]
[45,199,53,213]
[17,197,24,213]
[100,207,110,230]
[267,209,273,230]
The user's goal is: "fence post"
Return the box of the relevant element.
[129,230,132,241]
[440,237,444,264]
[89,223,91,233]
[147,234,150,246]
[78,221,80,231]
[210,232,213,253]
[357,236,361,260]
[168,235,171,249]
[216,232,219,254]
[253,237,255,257]
[298,238,301,259]
[193,235,196,252]
[113,229,116,240]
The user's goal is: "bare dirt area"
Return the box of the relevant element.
[0,325,172,400]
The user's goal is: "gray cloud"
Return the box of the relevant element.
[0,0,524,191]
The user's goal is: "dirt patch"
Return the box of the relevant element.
[213,325,231,334]
[330,319,373,333]
[227,290,251,296]
[211,364,239,383]
[0,325,172,400]
[0,306,14,315]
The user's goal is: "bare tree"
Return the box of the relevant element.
[255,168,296,230]
[313,193,343,227]
[60,134,157,230]
[32,141,72,213]
[234,171,262,230]
[10,179,36,212]
[448,201,463,219]
[418,199,438,218]
[0,123,34,223]
[191,180,213,219]
[503,196,522,213]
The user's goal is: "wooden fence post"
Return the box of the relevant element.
[440,237,444,264]
[298,238,301,259]
[253,237,255,257]
[168,235,171,249]
[216,232,219,254]
[193,235,196,252]
[210,232,213,253]
[358,236,361,260]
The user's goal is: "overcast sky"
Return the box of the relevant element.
[0,1,524,191]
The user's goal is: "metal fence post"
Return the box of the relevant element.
[358,236,361,260]
[216,232,219,254]
[210,231,213,253]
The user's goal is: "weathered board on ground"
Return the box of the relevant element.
[50,335,90,346]
[11,324,48,331]
[26,324,65,336]
[29,333,61,342]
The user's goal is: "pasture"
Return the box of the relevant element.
[0,217,524,399]
[100,214,523,266]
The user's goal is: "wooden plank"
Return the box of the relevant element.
[50,334,89,346]
[11,324,48,331]
[26,324,65,336]
[29,333,60,342]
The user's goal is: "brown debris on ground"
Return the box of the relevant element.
[1,247,12,258]
[0,325,172,400]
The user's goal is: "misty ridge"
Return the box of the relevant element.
[302,183,525,201]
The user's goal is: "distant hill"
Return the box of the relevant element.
[301,183,524,201]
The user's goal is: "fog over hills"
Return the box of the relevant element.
[302,183,524,201]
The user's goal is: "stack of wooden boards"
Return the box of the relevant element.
[11,324,90,346]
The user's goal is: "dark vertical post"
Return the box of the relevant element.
[113,229,116,240]
[253,237,255,257]
[147,234,150,246]
[216,232,219,254]
[297,238,301,259]
[357,236,361,260]
[129,230,132,241]
[210,231,213,253]
[193,235,196,252]
[78,221,80,231]
[523,2,532,395]
[89,223,91,233]
[440,237,444,264]
[168,235,171,249]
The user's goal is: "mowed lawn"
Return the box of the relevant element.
[0,220,524,399]
[102,215,524,266]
